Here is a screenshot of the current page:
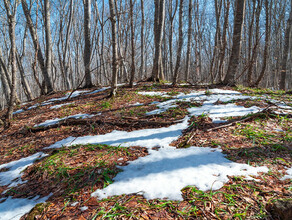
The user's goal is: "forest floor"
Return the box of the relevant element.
[0,82,291,220]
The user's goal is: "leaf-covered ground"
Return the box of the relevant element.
[0,82,291,219]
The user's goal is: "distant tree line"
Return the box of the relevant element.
[0,0,292,124]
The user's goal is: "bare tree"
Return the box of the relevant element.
[185,0,192,82]
[0,63,9,103]
[129,0,136,87]
[172,0,184,86]
[140,0,145,80]
[44,0,53,93]
[252,0,270,87]
[83,0,94,88]
[223,0,246,85]
[151,0,166,82]
[3,0,18,126]
[280,0,292,90]
[168,0,178,80]
[109,0,118,96]
[21,0,54,94]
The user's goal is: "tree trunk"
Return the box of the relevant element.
[140,0,145,80]
[185,0,192,82]
[223,0,246,86]
[172,0,184,86]
[0,64,10,102]
[247,0,261,86]
[44,0,53,93]
[129,0,135,87]
[168,0,178,80]
[83,0,93,88]
[279,0,292,90]
[252,0,270,87]
[16,52,33,100]
[151,0,166,82]
[217,0,230,82]
[109,0,118,96]
[21,0,54,94]
[3,0,18,126]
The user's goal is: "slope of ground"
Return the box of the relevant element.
[0,82,291,219]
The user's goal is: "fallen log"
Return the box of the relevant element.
[26,117,178,133]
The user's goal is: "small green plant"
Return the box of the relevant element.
[205,90,212,96]
[100,101,112,109]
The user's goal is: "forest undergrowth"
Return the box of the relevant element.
[0,82,291,220]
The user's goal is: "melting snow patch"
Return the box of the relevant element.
[48,90,89,102]
[50,103,72,109]
[47,117,189,149]
[27,103,40,110]
[13,109,25,115]
[92,147,268,201]
[130,102,144,107]
[0,194,51,220]
[44,136,76,149]
[71,202,78,206]
[0,152,47,187]
[34,113,95,128]
[140,89,251,116]
[80,206,88,211]
[281,167,292,180]
[209,89,241,95]
[188,103,261,123]
[138,91,169,97]
[87,87,110,95]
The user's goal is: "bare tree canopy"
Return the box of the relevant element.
[0,0,292,109]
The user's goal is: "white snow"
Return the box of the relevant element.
[188,103,261,123]
[209,89,241,95]
[44,136,77,149]
[138,91,170,97]
[87,87,110,95]
[80,206,88,211]
[34,113,95,128]
[0,152,47,187]
[13,109,25,115]
[130,102,144,107]
[46,117,190,149]
[41,102,53,106]
[1,88,274,207]
[0,194,51,220]
[71,202,79,207]
[45,113,268,201]
[50,103,72,109]
[27,103,40,110]
[146,102,177,115]
[92,147,268,200]
[281,167,292,180]
[141,89,253,117]
[48,90,89,102]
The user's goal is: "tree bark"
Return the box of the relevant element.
[140,0,145,80]
[172,0,184,86]
[151,0,166,82]
[279,0,292,90]
[185,0,192,82]
[3,0,18,126]
[252,0,270,87]
[16,52,33,100]
[109,0,118,96]
[129,0,136,87]
[223,0,246,86]
[21,0,54,94]
[83,0,93,88]
[44,0,53,93]
[0,64,9,102]
[217,0,230,82]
